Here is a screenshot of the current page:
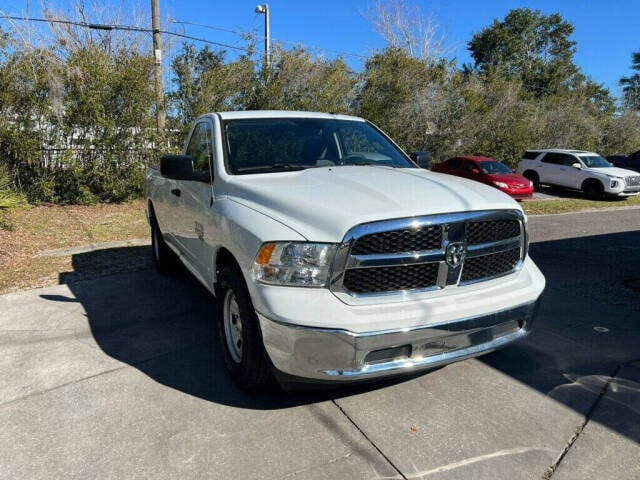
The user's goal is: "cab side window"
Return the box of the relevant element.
[185,122,214,181]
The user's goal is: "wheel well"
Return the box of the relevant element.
[215,248,242,289]
[581,178,603,191]
[522,170,539,180]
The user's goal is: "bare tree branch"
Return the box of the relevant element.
[368,0,449,61]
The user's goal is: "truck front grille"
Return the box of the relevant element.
[351,225,442,255]
[460,248,521,283]
[466,220,520,245]
[343,263,440,294]
[333,211,526,296]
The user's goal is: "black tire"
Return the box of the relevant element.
[582,180,604,200]
[522,170,540,191]
[216,266,272,390]
[151,217,177,274]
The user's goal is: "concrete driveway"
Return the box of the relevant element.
[1,208,639,479]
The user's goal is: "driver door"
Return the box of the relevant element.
[174,121,215,279]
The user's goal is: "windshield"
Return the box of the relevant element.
[222,118,415,174]
[580,155,612,168]
[479,161,512,174]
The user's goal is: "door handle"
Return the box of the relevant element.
[171,188,181,197]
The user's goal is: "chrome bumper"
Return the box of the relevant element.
[258,300,539,382]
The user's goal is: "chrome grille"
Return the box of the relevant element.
[332,210,525,296]
[351,225,442,255]
[625,176,640,187]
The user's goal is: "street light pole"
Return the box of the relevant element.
[254,4,270,70]
[151,0,165,133]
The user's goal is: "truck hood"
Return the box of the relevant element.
[224,166,520,242]
[586,167,639,178]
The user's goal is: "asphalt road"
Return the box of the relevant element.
[1,208,639,479]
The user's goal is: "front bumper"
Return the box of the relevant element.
[258,300,539,382]
[605,183,640,196]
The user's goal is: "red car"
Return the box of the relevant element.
[431,156,533,200]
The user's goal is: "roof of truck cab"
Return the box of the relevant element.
[213,110,365,122]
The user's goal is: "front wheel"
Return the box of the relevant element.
[216,266,272,390]
[583,180,604,200]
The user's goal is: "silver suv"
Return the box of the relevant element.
[517,149,640,199]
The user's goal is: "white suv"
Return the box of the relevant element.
[517,149,640,199]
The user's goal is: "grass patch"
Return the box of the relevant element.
[0,200,149,294]
[523,194,640,215]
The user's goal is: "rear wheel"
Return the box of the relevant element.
[151,218,176,274]
[522,170,540,191]
[216,266,272,390]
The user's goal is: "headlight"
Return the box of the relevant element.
[610,177,623,189]
[528,180,534,188]
[492,181,509,189]
[253,242,338,287]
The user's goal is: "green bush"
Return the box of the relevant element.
[0,163,28,230]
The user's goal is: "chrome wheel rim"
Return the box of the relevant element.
[223,290,243,363]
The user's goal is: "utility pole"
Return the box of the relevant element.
[255,4,270,70]
[151,0,165,133]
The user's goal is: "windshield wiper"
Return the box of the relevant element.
[352,162,401,168]
[236,163,308,174]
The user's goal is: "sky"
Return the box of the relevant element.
[4,1,639,99]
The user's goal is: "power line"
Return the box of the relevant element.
[172,20,243,36]
[1,13,369,60]
[171,19,369,60]
[0,14,249,52]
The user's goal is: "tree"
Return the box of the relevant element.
[368,0,448,61]
[620,51,640,111]
[251,46,356,112]
[170,44,257,130]
[356,48,446,148]
[468,8,578,95]
[0,2,158,204]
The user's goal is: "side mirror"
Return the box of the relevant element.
[571,162,582,169]
[410,151,430,169]
[471,168,480,174]
[161,155,210,182]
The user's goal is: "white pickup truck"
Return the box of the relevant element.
[146,111,545,389]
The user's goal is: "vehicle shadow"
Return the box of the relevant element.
[534,184,629,201]
[46,229,640,440]
[46,247,422,410]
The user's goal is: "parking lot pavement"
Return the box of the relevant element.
[531,185,588,200]
[1,208,639,479]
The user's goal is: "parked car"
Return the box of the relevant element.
[146,111,545,390]
[431,156,533,200]
[518,149,640,199]
[606,153,640,173]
